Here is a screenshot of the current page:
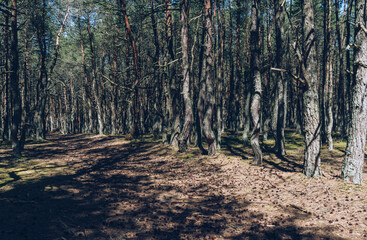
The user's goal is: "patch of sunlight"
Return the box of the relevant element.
[264,205,276,211]
[44,185,59,191]
[0,177,14,185]
[266,158,281,164]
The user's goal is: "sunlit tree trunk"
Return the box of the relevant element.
[178,0,193,152]
[302,0,322,177]
[249,0,262,164]
[342,0,367,184]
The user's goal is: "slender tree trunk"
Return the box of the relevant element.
[302,0,322,177]
[250,0,262,164]
[10,0,21,156]
[216,2,225,149]
[345,0,353,131]
[178,0,193,152]
[87,15,103,135]
[2,0,10,141]
[200,0,216,155]
[78,17,93,133]
[227,6,235,130]
[274,0,286,156]
[327,54,334,151]
[20,20,30,150]
[120,0,140,138]
[341,0,367,184]
[335,0,346,134]
[322,0,333,150]
[243,21,251,144]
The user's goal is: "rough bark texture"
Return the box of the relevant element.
[342,0,367,184]
[302,0,322,177]
[201,0,216,155]
[250,0,262,164]
[274,0,286,156]
[178,0,193,153]
[322,0,333,150]
[10,0,21,156]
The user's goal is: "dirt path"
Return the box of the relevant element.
[0,134,367,239]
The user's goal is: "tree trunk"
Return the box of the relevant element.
[87,15,103,135]
[200,0,216,155]
[216,2,225,149]
[322,0,333,150]
[120,0,140,139]
[335,0,346,134]
[78,17,93,133]
[302,0,322,177]
[178,0,193,152]
[341,0,367,184]
[2,0,10,141]
[10,0,21,156]
[274,0,286,156]
[250,0,262,164]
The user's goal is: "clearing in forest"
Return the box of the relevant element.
[0,132,367,239]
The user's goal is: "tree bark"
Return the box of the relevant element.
[322,0,333,150]
[200,0,216,155]
[120,0,140,139]
[341,0,367,184]
[10,0,21,156]
[78,17,93,133]
[178,0,193,152]
[302,0,322,177]
[335,0,346,134]
[250,0,262,164]
[2,0,10,141]
[87,15,103,135]
[274,0,286,156]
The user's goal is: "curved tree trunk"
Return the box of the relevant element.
[341,0,367,184]
[250,0,262,164]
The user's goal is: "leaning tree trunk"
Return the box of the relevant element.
[249,0,262,164]
[10,0,21,156]
[341,0,367,184]
[302,0,322,177]
[178,0,193,152]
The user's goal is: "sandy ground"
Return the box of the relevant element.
[0,133,366,239]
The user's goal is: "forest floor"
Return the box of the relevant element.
[0,131,367,240]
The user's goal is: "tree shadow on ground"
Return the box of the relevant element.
[221,134,303,173]
[0,134,345,239]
